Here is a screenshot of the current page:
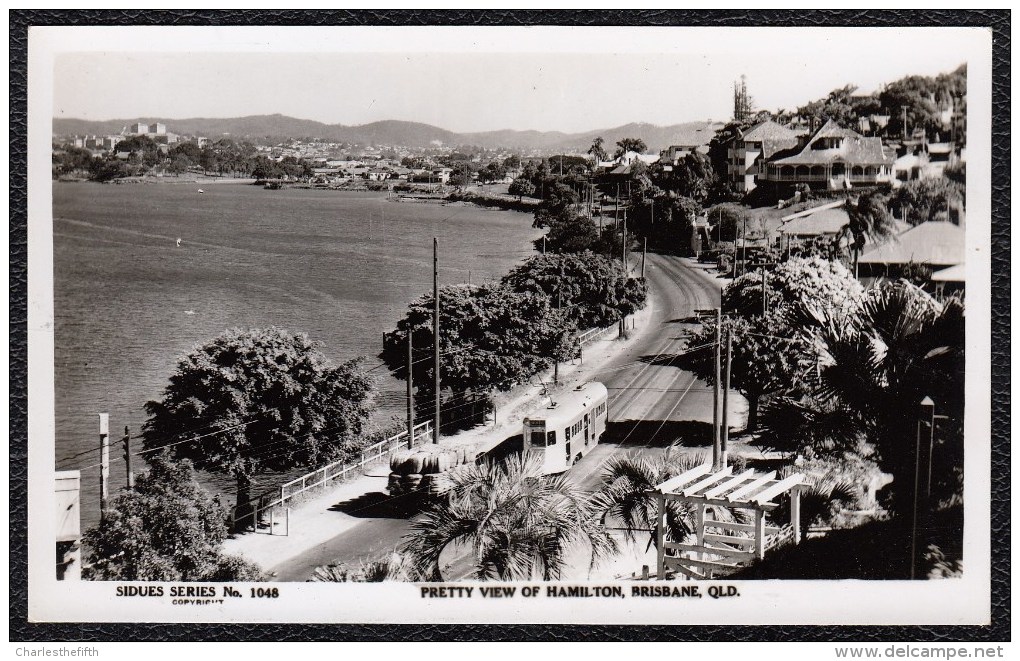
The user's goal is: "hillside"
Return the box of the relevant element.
[53,115,724,152]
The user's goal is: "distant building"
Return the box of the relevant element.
[658,121,727,167]
[122,121,178,145]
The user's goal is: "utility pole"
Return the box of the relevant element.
[122,425,133,489]
[622,209,628,273]
[713,309,722,470]
[406,331,415,449]
[433,238,440,444]
[762,265,768,317]
[721,327,733,469]
[557,258,563,309]
[741,216,747,277]
[911,397,937,579]
[99,413,109,523]
[641,237,647,279]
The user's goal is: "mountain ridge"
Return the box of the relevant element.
[52,114,725,152]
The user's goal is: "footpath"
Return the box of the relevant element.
[221,256,734,575]
[223,273,663,575]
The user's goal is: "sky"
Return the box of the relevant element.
[50,27,975,134]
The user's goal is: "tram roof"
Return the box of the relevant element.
[526,382,607,425]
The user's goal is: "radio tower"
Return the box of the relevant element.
[733,75,754,122]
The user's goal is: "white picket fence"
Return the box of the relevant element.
[233,419,433,531]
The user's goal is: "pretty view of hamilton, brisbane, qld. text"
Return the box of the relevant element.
[45,35,976,601]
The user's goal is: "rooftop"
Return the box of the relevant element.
[741,119,799,144]
[858,221,965,267]
[771,119,891,166]
[781,206,849,236]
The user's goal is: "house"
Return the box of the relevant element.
[778,200,850,249]
[856,221,965,284]
[659,121,727,165]
[725,120,800,193]
[761,120,893,193]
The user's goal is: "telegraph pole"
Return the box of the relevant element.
[433,238,440,444]
[407,331,415,449]
[99,413,109,523]
[713,309,722,469]
[721,327,733,469]
[622,209,628,273]
[641,237,647,279]
[911,397,938,579]
[122,425,133,489]
[762,265,768,317]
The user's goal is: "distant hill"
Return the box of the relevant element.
[52,114,725,152]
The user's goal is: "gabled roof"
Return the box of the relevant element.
[741,119,799,144]
[771,119,891,166]
[781,207,849,236]
[857,221,965,267]
[813,120,861,140]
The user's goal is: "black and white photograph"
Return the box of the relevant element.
[19,19,998,632]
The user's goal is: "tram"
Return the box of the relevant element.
[523,381,608,474]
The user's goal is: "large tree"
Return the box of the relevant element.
[890,177,965,225]
[380,284,577,418]
[503,251,647,330]
[682,257,865,430]
[653,151,715,204]
[508,175,535,201]
[143,327,375,523]
[83,453,265,581]
[401,453,616,581]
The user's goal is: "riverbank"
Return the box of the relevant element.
[53,183,544,529]
[222,286,658,576]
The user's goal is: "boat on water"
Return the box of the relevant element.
[197,188,205,194]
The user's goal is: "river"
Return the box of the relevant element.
[51,181,542,527]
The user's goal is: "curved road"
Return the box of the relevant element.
[271,254,726,581]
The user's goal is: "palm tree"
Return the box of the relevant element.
[595,447,740,551]
[758,281,964,518]
[400,453,616,581]
[587,136,608,164]
[842,191,898,277]
[310,554,406,582]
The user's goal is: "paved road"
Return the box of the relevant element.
[271,254,725,582]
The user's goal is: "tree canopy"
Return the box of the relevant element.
[83,453,265,581]
[380,284,576,410]
[143,327,375,515]
[890,177,965,225]
[682,257,865,429]
[614,137,648,158]
[502,251,648,330]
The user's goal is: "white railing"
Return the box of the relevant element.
[577,324,615,346]
[233,419,433,531]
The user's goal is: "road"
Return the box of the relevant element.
[271,254,726,582]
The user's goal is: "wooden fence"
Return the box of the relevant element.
[232,420,433,531]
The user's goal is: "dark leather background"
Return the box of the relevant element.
[9,9,1010,643]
